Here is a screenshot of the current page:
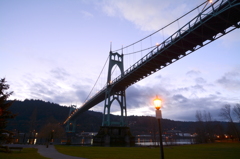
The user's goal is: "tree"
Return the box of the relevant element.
[38,116,66,145]
[219,105,234,122]
[0,78,16,144]
[195,110,205,143]
[219,104,240,141]
[233,104,240,122]
[195,110,214,143]
[38,123,66,146]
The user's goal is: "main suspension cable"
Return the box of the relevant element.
[84,56,109,102]
[113,0,208,53]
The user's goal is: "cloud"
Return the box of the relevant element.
[186,70,201,77]
[99,0,204,34]
[81,10,93,18]
[127,81,172,106]
[195,77,206,84]
[31,82,55,96]
[50,67,70,81]
[100,0,174,32]
[163,92,229,121]
[13,69,91,105]
[172,94,188,103]
[14,62,238,122]
[73,84,90,102]
[217,69,240,91]
[119,69,238,121]
[13,66,238,121]
[29,81,90,105]
[190,84,206,93]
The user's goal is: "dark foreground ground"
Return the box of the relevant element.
[1,142,239,159]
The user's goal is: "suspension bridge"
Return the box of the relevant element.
[64,0,240,132]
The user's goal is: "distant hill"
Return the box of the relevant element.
[7,99,102,133]
[6,99,229,135]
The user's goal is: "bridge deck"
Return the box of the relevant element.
[65,0,240,123]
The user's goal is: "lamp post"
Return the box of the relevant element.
[51,130,54,144]
[154,96,164,159]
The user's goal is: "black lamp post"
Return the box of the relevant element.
[154,96,164,159]
[51,130,54,143]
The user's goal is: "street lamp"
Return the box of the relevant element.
[154,96,164,159]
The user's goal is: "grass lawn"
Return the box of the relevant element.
[55,142,240,159]
[0,148,49,159]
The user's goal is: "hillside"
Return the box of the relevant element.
[6,99,228,136]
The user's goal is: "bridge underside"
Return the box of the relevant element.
[113,0,240,91]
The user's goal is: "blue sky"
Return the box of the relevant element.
[1,0,240,121]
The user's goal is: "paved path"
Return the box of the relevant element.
[37,145,86,159]
[3,144,86,159]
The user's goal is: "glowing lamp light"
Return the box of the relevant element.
[154,96,162,110]
[208,0,213,3]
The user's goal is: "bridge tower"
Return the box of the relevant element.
[93,50,134,145]
[65,105,77,133]
[102,50,127,126]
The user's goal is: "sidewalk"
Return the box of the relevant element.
[37,145,87,159]
[3,144,86,159]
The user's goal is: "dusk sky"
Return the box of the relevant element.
[1,0,240,121]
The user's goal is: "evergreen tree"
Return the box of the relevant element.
[0,78,16,144]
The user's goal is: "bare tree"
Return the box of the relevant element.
[204,111,212,122]
[38,123,66,146]
[195,110,206,143]
[195,110,214,143]
[219,105,240,141]
[196,110,203,122]
[204,111,215,142]
[233,104,240,122]
[39,123,65,139]
[219,105,234,122]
